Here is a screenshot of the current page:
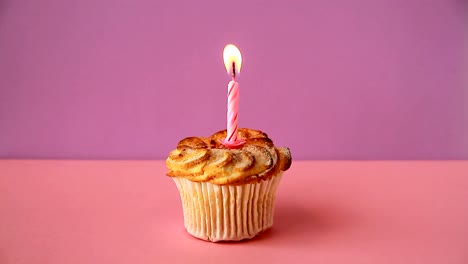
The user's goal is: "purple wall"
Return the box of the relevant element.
[0,0,467,160]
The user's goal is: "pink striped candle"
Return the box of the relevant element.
[222,44,245,149]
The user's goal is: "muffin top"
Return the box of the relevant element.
[166,128,292,185]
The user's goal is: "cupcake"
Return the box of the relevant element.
[166,128,291,242]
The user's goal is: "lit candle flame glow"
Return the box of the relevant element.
[223,44,242,77]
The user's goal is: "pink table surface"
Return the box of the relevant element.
[1,160,467,264]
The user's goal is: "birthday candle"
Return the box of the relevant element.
[222,44,245,148]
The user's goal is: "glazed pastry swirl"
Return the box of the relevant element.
[166,128,292,185]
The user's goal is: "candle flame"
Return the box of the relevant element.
[223,44,242,76]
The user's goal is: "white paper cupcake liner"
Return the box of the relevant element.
[172,173,283,242]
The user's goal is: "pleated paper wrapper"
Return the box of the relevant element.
[173,172,283,242]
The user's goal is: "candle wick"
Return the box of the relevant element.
[232,62,236,79]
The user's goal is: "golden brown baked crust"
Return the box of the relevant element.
[166,128,292,185]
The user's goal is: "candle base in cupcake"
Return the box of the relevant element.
[221,138,246,149]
